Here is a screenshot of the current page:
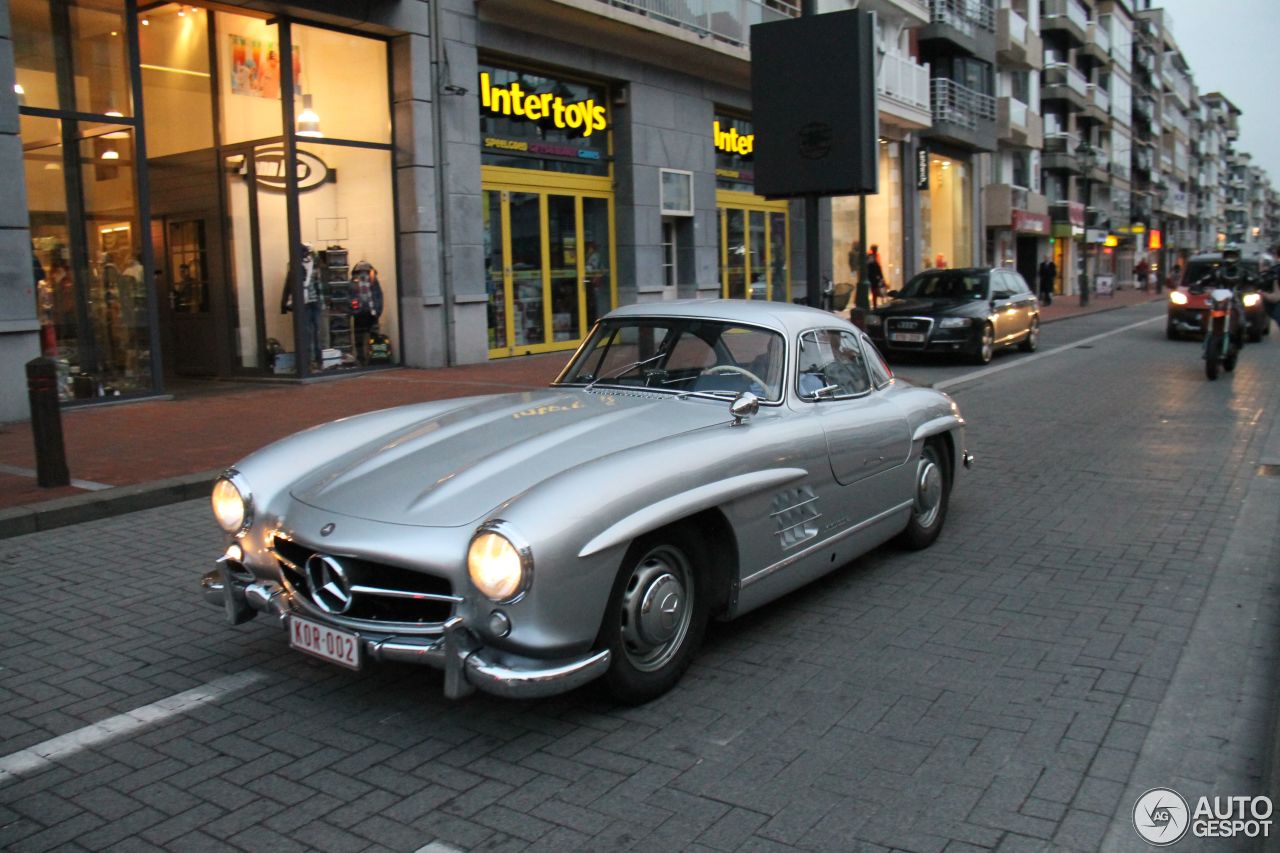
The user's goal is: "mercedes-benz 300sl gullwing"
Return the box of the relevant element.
[202,300,972,703]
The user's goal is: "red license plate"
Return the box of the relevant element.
[289,614,361,670]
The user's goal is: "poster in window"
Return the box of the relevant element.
[229,34,301,99]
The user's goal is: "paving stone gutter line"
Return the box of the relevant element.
[0,296,1163,542]
[0,469,222,540]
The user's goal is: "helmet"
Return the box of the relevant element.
[1222,243,1242,265]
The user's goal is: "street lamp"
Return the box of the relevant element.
[1076,139,1098,307]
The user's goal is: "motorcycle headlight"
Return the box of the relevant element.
[211,470,252,536]
[938,317,972,328]
[864,314,882,327]
[1242,292,1261,308]
[468,522,532,603]
[1169,290,1188,306]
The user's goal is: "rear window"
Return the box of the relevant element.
[1183,258,1265,286]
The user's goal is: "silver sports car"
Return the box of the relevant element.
[202,300,972,703]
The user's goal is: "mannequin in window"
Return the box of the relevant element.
[281,244,323,366]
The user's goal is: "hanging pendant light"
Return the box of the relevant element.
[297,94,323,138]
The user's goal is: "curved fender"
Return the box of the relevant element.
[912,415,963,444]
[577,467,808,558]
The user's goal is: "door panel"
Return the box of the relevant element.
[547,194,580,343]
[166,218,219,376]
[508,191,546,348]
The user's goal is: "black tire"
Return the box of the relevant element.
[1224,349,1238,372]
[600,528,708,704]
[971,324,994,365]
[1248,327,1262,343]
[1019,318,1040,352]
[1166,322,1179,341]
[1205,334,1221,381]
[896,441,950,550]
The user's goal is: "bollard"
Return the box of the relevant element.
[26,357,70,488]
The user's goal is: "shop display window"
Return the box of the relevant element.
[12,0,132,116]
[290,24,390,145]
[217,11,282,145]
[140,4,214,158]
[920,155,973,271]
[832,140,904,303]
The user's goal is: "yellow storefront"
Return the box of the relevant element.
[479,63,617,359]
[713,114,791,302]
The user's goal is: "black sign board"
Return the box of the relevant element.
[750,10,878,198]
[916,146,930,190]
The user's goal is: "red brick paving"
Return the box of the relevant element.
[0,292,1161,512]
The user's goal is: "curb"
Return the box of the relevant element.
[1039,293,1164,325]
[0,469,222,540]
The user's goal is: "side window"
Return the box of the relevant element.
[862,335,893,388]
[1008,272,1030,295]
[991,272,1013,299]
[796,329,871,399]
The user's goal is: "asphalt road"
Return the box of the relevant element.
[3,301,1279,852]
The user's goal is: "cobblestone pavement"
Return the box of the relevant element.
[2,304,1279,852]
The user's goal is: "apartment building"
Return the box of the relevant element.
[982,0,1047,288]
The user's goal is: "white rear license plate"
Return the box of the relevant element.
[289,614,361,670]
[890,332,925,342]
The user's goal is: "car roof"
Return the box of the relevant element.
[605,299,853,338]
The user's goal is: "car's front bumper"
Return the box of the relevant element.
[201,565,611,700]
[867,324,978,355]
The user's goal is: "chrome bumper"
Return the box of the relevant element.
[202,567,610,700]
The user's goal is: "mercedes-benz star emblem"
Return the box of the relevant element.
[320,523,336,537]
[304,554,354,615]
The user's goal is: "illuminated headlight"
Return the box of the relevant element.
[864,314,882,327]
[938,317,972,328]
[1242,292,1261,308]
[1169,290,1189,306]
[211,470,252,536]
[468,522,531,603]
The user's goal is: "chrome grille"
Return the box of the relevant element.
[272,536,459,629]
[885,316,935,348]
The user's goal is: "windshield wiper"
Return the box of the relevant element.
[584,352,666,391]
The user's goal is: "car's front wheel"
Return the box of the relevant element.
[600,529,708,704]
[971,324,995,365]
[897,441,950,550]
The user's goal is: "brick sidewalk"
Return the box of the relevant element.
[0,291,1161,513]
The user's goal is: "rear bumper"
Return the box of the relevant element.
[201,566,610,700]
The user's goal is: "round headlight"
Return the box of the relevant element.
[211,471,252,536]
[467,523,531,603]
[1242,292,1261,308]
[1169,290,1188,306]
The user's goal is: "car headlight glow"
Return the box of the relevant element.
[468,522,532,603]
[1169,290,1188,305]
[1242,292,1261,308]
[865,314,882,327]
[938,317,972,328]
[211,470,252,536]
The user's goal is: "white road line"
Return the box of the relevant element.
[933,315,1164,392]
[0,670,265,783]
[0,463,113,491]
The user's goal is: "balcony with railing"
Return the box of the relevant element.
[1162,60,1192,108]
[1162,104,1190,137]
[922,0,996,60]
[589,0,796,50]
[927,77,997,150]
[1081,20,1111,63]
[1042,131,1082,174]
[1042,62,1088,110]
[1085,83,1110,122]
[878,52,933,128]
[1042,0,1088,45]
[996,7,1042,69]
[983,182,1049,228]
[997,95,1043,148]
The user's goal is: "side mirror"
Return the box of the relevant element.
[729,392,759,425]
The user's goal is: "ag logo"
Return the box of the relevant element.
[1134,787,1190,846]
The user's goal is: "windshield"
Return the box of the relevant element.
[1183,259,1266,286]
[556,318,786,402]
[898,271,989,300]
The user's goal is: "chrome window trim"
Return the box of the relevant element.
[793,327,874,403]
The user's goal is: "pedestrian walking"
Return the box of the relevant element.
[867,245,885,308]
[1038,257,1056,306]
[1135,257,1149,292]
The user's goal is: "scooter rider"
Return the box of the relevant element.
[1207,244,1250,336]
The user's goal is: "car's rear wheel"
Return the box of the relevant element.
[1019,318,1040,352]
[600,528,708,704]
[971,324,994,365]
[896,441,949,550]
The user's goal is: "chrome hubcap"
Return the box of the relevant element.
[619,546,692,672]
[915,456,943,528]
[981,329,993,360]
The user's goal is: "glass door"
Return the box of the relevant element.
[483,169,615,358]
[717,193,790,303]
